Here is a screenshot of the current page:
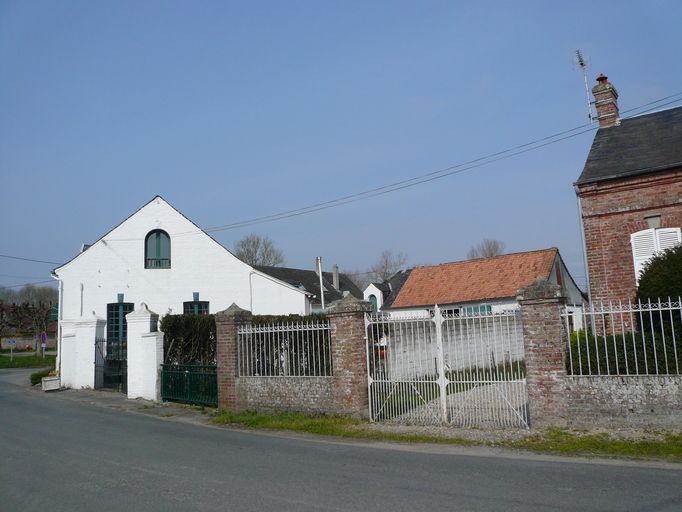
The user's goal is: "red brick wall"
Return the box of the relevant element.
[577,168,682,303]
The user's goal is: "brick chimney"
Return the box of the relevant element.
[592,73,619,128]
[332,264,340,291]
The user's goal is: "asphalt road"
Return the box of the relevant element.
[1,369,680,512]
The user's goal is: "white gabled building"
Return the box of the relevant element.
[52,196,311,381]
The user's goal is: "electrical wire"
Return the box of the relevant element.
[3,91,682,255]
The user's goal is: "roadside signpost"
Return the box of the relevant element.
[9,339,16,361]
[40,332,47,359]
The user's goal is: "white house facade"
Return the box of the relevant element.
[53,196,310,388]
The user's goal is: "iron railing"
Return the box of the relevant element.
[145,258,171,269]
[160,364,217,407]
[562,299,682,376]
[238,320,332,377]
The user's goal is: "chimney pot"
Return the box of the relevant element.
[332,264,340,291]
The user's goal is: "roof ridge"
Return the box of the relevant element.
[412,247,558,270]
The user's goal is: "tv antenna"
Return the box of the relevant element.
[575,50,594,124]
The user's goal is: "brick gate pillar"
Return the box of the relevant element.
[517,279,569,428]
[215,303,252,410]
[327,297,373,419]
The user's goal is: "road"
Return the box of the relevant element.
[1,368,680,512]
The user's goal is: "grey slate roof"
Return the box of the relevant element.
[379,269,412,309]
[576,106,682,185]
[255,265,363,306]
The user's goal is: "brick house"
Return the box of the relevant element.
[576,74,682,303]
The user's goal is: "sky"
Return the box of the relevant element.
[1,0,682,290]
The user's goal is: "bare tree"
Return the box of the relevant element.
[467,239,506,259]
[371,250,407,282]
[3,284,57,351]
[234,234,285,267]
[343,268,373,291]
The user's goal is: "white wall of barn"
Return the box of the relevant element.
[55,197,310,328]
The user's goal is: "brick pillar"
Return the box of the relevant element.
[517,279,569,428]
[327,297,373,419]
[215,303,252,410]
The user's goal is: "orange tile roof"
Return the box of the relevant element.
[390,248,558,308]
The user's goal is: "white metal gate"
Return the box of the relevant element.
[365,306,529,428]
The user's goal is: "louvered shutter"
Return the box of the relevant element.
[631,229,656,283]
[655,227,681,253]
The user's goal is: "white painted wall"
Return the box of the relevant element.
[54,197,310,388]
[54,197,309,326]
[363,283,384,311]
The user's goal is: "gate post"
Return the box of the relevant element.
[433,305,449,423]
[67,313,105,389]
[517,279,569,428]
[126,303,163,401]
[215,303,252,410]
[327,297,373,419]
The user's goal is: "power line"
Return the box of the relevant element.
[0,280,54,290]
[196,92,682,234]
[4,91,682,256]
[0,273,52,280]
[0,254,62,265]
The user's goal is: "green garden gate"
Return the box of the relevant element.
[160,364,218,407]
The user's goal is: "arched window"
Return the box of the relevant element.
[369,294,378,312]
[145,230,171,268]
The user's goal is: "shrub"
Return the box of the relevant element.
[636,245,682,339]
[567,329,680,375]
[636,244,682,301]
[30,367,52,385]
[161,314,216,364]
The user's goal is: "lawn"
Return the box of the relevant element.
[0,353,55,369]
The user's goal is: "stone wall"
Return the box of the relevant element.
[216,297,372,418]
[235,377,335,414]
[564,376,682,428]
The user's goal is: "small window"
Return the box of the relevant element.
[183,299,209,315]
[463,304,492,316]
[145,230,171,269]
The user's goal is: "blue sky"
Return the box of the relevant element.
[1,1,681,289]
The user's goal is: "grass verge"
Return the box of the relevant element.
[213,410,475,445]
[0,354,56,369]
[509,427,682,462]
[212,410,682,462]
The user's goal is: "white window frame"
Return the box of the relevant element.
[630,227,681,284]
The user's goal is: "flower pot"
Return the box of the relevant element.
[41,376,61,392]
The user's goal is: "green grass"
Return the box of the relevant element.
[212,410,682,462]
[0,354,55,369]
[213,410,475,445]
[510,428,682,462]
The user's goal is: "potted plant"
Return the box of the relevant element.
[41,371,61,392]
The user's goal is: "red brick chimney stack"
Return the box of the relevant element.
[592,73,619,128]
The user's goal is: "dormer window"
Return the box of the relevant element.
[145,230,171,269]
